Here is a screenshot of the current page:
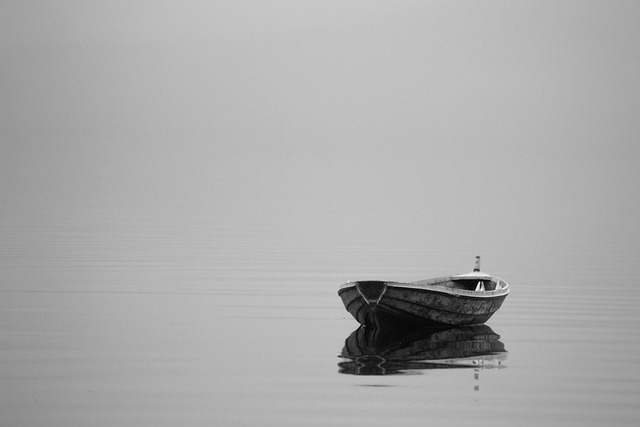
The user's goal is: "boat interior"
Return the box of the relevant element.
[448,278,505,292]
[411,276,507,292]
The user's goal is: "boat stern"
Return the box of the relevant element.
[338,281,392,326]
[355,281,387,304]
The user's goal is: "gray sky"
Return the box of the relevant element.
[1,1,639,265]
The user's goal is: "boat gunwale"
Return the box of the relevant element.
[338,276,510,299]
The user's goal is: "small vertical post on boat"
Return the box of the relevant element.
[474,256,481,272]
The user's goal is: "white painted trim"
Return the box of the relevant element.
[339,277,510,298]
[396,281,509,298]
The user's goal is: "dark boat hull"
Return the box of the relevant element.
[338,280,508,329]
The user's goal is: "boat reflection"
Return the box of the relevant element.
[338,324,507,375]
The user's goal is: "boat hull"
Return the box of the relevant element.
[338,279,508,329]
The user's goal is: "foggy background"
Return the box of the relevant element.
[2,3,640,425]
[2,0,639,281]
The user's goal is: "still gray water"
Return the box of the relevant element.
[2,2,640,425]
[1,199,638,426]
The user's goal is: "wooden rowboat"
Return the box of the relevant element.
[338,257,509,329]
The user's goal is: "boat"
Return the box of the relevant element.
[338,324,507,375]
[337,256,509,329]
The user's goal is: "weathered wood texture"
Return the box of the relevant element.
[338,280,508,329]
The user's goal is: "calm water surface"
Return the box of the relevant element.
[1,201,638,426]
